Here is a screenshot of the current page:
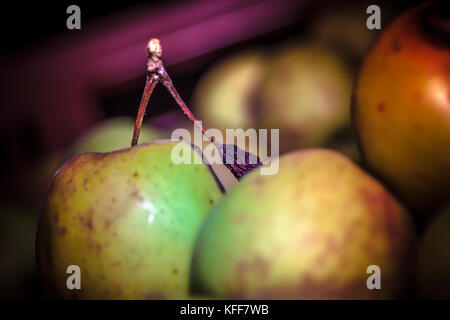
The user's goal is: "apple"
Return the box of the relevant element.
[193,51,267,134]
[257,44,353,153]
[36,140,224,299]
[352,1,450,213]
[191,149,415,299]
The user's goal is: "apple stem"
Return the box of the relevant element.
[132,38,219,148]
[133,38,261,179]
[131,74,159,147]
[160,72,221,149]
[158,66,262,180]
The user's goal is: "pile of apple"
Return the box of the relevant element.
[190,1,389,159]
[36,2,450,299]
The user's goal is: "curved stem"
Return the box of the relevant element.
[159,68,261,180]
[131,75,159,147]
[160,72,222,150]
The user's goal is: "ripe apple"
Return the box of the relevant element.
[352,1,450,213]
[36,140,224,299]
[191,149,415,299]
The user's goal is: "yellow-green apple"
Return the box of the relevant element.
[192,149,415,299]
[193,51,267,134]
[257,44,353,153]
[36,140,224,299]
[71,117,163,155]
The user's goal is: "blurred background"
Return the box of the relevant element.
[0,0,423,299]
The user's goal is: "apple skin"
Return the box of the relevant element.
[352,1,450,214]
[257,45,353,153]
[416,204,450,299]
[191,149,415,299]
[36,140,223,299]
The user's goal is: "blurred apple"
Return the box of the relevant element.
[71,117,164,155]
[417,204,450,299]
[352,1,450,213]
[310,2,392,61]
[257,44,353,153]
[193,51,267,134]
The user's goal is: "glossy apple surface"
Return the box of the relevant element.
[37,140,223,299]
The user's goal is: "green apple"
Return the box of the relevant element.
[193,52,267,133]
[257,44,353,153]
[416,204,450,299]
[71,117,164,155]
[192,149,415,299]
[36,140,224,299]
[25,118,163,209]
